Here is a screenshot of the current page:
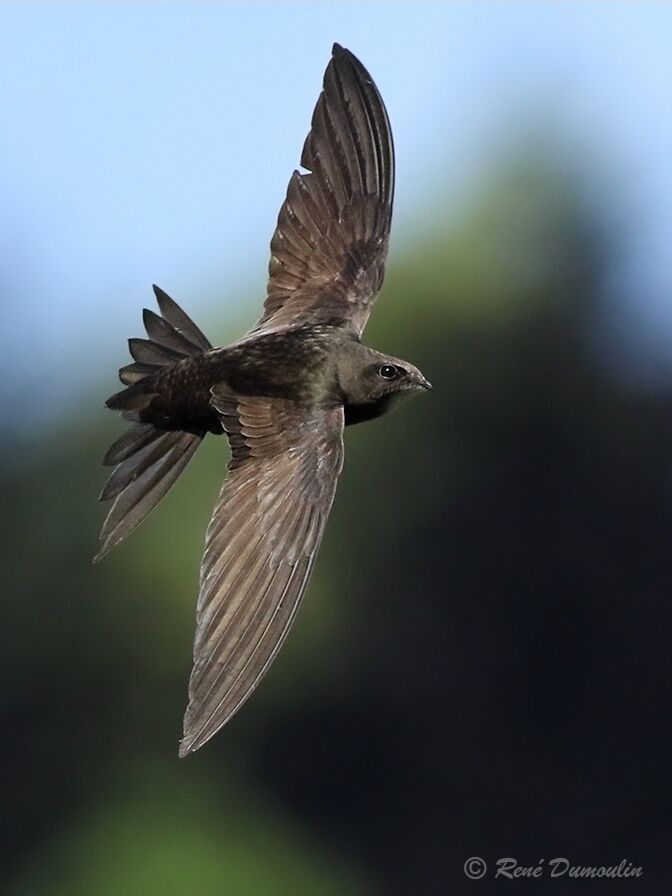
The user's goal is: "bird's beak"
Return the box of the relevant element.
[419,376,433,391]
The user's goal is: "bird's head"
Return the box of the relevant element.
[338,346,432,420]
[362,356,432,400]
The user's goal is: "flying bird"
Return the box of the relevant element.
[97,44,431,757]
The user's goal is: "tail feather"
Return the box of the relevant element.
[103,423,159,466]
[142,308,205,356]
[97,287,211,560]
[99,429,179,501]
[153,284,212,351]
[128,337,183,366]
[95,430,202,561]
[119,362,159,385]
[106,386,155,413]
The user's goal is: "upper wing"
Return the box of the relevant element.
[179,390,344,757]
[256,43,395,338]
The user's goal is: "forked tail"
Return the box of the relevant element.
[95,286,212,561]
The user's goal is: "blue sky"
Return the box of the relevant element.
[2,2,672,421]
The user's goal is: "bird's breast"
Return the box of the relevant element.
[344,393,396,426]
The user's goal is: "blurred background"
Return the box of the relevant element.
[2,3,672,893]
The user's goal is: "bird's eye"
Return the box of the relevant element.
[379,364,398,380]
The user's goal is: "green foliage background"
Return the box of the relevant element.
[4,151,671,894]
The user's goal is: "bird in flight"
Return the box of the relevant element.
[97,44,431,757]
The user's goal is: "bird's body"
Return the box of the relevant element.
[98,44,430,756]
[109,324,422,433]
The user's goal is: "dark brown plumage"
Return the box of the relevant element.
[97,44,431,757]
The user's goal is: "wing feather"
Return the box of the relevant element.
[179,393,344,757]
[257,44,395,337]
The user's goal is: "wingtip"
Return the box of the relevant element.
[178,738,194,759]
[331,43,353,65]
[93,533,114,562]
